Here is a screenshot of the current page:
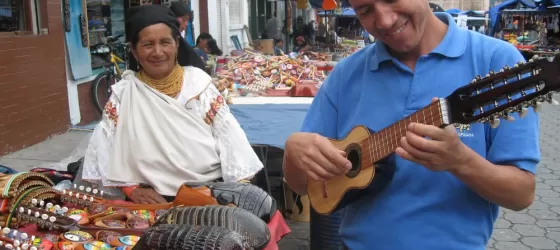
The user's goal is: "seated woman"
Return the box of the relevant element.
[196,38,223,65]
[294,36,311,53]
[82,5,263,204]
[194,33,213,61]
[274,39,285,56]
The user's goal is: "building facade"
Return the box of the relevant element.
[65,0,235,127]
[432,0,490,11]
[0,0,69,156]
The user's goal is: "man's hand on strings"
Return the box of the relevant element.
[395,97,473,172]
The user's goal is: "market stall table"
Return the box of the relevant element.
[229,97,313,149]
[229,97,312,194]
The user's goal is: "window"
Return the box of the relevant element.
[0,0,48,35]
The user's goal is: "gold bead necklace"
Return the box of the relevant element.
[137,64,184,97]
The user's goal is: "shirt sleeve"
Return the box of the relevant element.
[485,43,540,174]
[82,93,139,187]
[300,67,341,139]
[198,84,264,182]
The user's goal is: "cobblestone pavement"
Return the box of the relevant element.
[487,104,560,250]
[279,104,560,250]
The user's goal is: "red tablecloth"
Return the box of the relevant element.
[17,201,291,249]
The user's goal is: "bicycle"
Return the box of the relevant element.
[91,34,129,115]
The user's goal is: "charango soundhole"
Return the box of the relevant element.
[345,143,362,178]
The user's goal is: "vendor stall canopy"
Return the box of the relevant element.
[488,0,555,35]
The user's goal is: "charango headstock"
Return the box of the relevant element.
[444,55,560,128]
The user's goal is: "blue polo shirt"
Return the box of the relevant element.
[301,13,540,250]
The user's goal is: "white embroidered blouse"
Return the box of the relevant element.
[82,67,263,194]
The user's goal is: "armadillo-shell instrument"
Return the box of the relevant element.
[133,224,247,250]
[154,205,270,249]
[182,181,277,222]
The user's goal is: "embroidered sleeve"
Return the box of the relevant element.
[82,92,139,187]
[198,84,264,182]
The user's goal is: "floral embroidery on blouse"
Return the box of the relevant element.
[204,95,224,125]
[104,101,118,125]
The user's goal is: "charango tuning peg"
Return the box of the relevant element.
[73,184,77,189]
[92,189,99,195]
[517,104,529,119]
[79,186,85,191]
[471,75,482,83]
[86,187,92,193]
[489,116,501,128]
[546,92,559,105]
[533,100,543,113]
[503,112,515,121]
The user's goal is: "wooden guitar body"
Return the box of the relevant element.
[307,125,395,215]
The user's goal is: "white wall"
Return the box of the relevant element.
[207,0,250,55]
[227,0,249,53]
[191,0,200,40]
[207,0,219,41]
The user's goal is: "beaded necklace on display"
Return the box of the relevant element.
[137,64,184,97]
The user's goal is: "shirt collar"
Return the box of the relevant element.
[369,12,467,71]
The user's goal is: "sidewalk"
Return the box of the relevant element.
[0,130,91,172]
